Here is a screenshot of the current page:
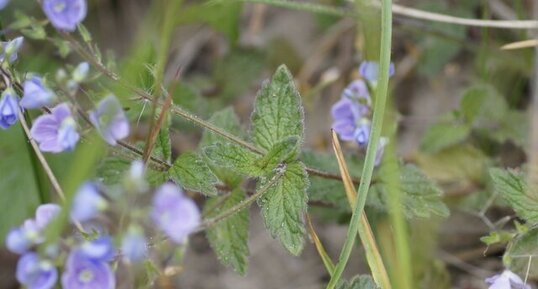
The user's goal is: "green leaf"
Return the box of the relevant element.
[204,142,262,177]
[480,231,514,246]
[460,85,508,125]
[420,123,470,153]
[255,136,300,173]
[257,161,309,255]
[169,152,218,196]
[337,275,379,289]
[96,158,130,185]
[251,65,304,152]
[200,108,244,187]
[489,168,538,224]
[370,164,450,218]
[0,126,40,240]
[504,227,538,278]
[204,189,249,275]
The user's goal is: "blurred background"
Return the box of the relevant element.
[1,0,537,288]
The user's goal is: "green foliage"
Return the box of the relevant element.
[255,136,300,173]
[460,85,508,126]
[489,168,538,224]
[204,189,250,275]
[200,107,244,187]
[0,126,40,240]
[370,164,450,218]
[336,275,379,289]
[420,123,470,153]
[251,65,304,152]
[204,142,262,176]
[257,161,309,255]
[169,152,219,196]
[504,227,538,278]
[480,231,514,246]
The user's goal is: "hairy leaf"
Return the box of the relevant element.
[204,142,262,176]
[504,227,538,278]
[251,65,304,152]
[370,164,450,218]
[258,161,309,255]
[256,136,300,173]
[490,168,538,224]
[204,189,250,275]
[169,152,218,196]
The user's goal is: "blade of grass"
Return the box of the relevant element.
[331,131,392,289]
[325,0,393,287]
[307,214,335,276]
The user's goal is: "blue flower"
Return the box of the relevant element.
[35,204,61,231]
[0,88,20,129]
[42,0,87,32]
[6,227,33,254]
[31,103,79,153]
[80,236,115,262]
[121,226,147,263]
[354,120,371,147]
[61,249,115,289]
[20,76,56,109]
[485,270,530,289]
[89,95,130,146]
[71,182,107,223]
[0,0,10,10]
[151,183,200,244]
[341,80,370,106]
[0,37,23,63]
[331,97,372,147]
[359,61,395,82]
[16,253,57,289]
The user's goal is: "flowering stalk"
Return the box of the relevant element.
[325,0,393,288]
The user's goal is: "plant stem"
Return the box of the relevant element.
[325,0,393,288]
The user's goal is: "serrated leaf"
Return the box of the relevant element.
[257,161,309,255]
[251,65,304,152]
[337,275,379,289]
[204,189,249,275]
[504,227,538,278]
[420,123,470,153]
[370,164,450,218]
[96,158,130,185]
[169,152,218,196]
[255,136,300,173]
[204,142,262,176]
[489,168,538,224]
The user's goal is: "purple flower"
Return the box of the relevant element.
[0,37,23,63]
[0,88,20,129]
[71,182,107,223]
[151,183,200,244]
[0,0,10,10]
[331,97,371,147]
[354,120,371,147]
[341,80,370,106]
[20,76,56,109]
[80,236,115,262]
[16,253,57,289]
[121,226,147,263]
[61,249,115,289]
[89,95,130,146]
[485,270,530,289]
[359,61,395,82]
[42,0,87,32]
[5,204,60,254]
[31,103,79,153]
[35,204,61,230]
